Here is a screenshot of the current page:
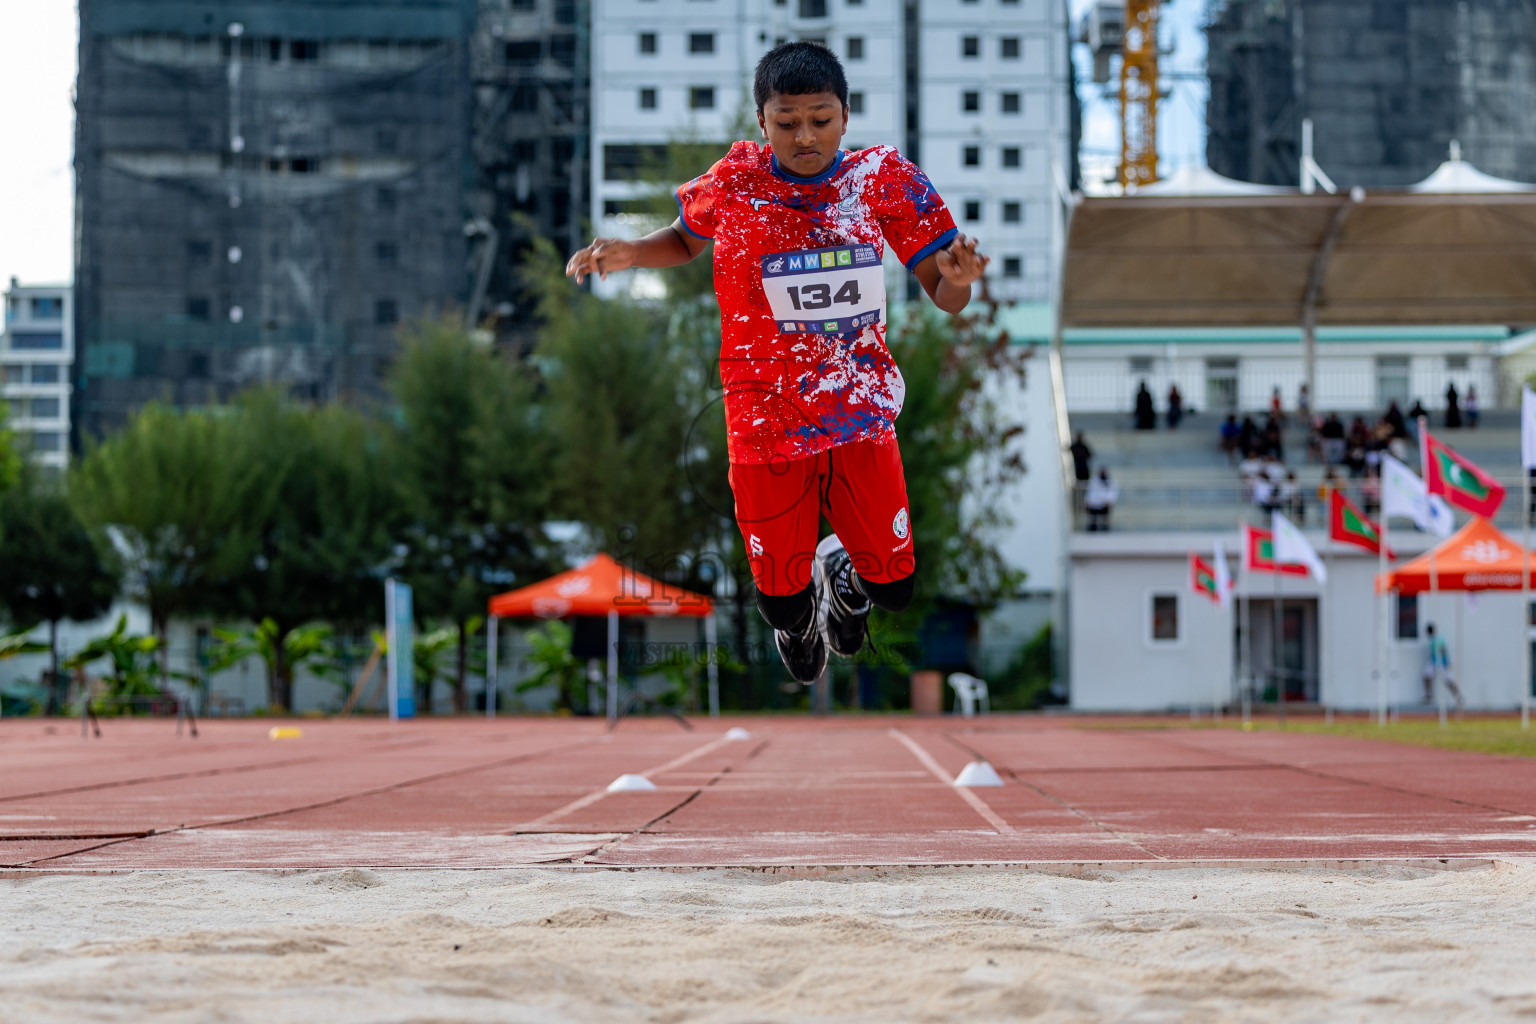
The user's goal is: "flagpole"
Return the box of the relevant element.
[1272,563,1284,727]
[1377,513,1389,728]
[1242,590,1252,728]
[1525,461,1532,731]
[1323,529,1333,724]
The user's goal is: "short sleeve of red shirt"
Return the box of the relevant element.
[866,150,958,270]
[675,142,757,240]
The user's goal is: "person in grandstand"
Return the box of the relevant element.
[564,41,988,682]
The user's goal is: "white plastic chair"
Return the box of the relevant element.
[946,673,990,716]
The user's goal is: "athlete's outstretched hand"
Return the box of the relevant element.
[565,237,638,284]
[936,233,989,289]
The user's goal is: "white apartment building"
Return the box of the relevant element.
[1,279,73,470]
[589,0,1070,304]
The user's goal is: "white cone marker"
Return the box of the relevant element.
[725,727,752,740]
[606,774,658,792]
[953,761,1004,788]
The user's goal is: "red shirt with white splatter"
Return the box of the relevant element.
[676,141,957,465]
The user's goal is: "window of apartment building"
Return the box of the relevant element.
[774,0,787,5]
[29,397,60,419]
[1001,91,1021,114]
[1002,201,1022,223]
[29,433,63,453]
[1001,146,1021,168]
[962,90,980,112]
[375,300,398,326]
[188,239,212,263]
[846,36,864,60]
[187,297,211,322]
[268,39,283,61]
[1001,36,1020,58]
[799,35,827,44]
[510,0,534,8]
[10,331,61,350]
[1150,594,1179,642]
[961,35,980,57]
[1001,0,1020,4]
[689,86,716,109]
[289,39,319,62]
[603,143,668,180]
[375,242,398,265]
[505,40,539,64]
[1002,256,1022,277]
[638,32,657,54]
[376,186,396,211]
[963,145,980,167]
[963,200,981,222]
[639,87,657,109]
[510,84,538,111]
[688,32,715,54]
[30,364,59,384]
[848,92,865,114]
[289,157,319,174]
[799,0,828,16]
[514,140,537,162]
[1,365,23,384]
[376,129,397,153]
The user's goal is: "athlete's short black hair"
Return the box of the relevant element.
[753,40,848,112]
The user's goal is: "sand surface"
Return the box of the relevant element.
[5,862,1536,1022]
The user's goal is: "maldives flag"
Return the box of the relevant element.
[1190,554,1220,604]
[1422,426,1506,518]
[1329,490,1393,557]
[1241,524,1310,576]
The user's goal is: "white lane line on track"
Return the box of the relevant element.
[519,733,740,828]
[888,729,1017,836]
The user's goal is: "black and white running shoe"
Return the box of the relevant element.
[816,533,872,658]
[774,575,828,683]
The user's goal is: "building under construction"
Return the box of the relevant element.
[1206,0,1536,188]
[73,0,477,439]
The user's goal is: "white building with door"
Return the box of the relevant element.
[1,279,73,470]
[588,0,1071,305]
[1070,530,1534,713]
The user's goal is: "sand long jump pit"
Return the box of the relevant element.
[4,716,1536,1020]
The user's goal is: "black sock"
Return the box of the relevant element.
[859,574,916,613]
[756,582,816,634]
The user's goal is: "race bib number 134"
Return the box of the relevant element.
[760,243,886,335]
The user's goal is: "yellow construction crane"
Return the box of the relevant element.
[1078,0,1164,189]
[1118,0,1160,188]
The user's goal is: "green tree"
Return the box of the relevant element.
[63,613,164,714]
[515,620,590,713]
[883,304,1030,630]
[389,315,555,712]
[0,464,120,688]
[70,404,271,680]
[211,393,402,710]
[0,400,21,498]
[205,620,339,710]
[527,239,732,583]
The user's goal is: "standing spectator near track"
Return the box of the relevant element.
[564,42,986,683]
[1466,385,1479,429]
[1445,384,1463,429]
[1134,382,1156,430]
[1166,384,1183,429]
[1422,624,1465,711]
[1085,468,1118,532]
[1320,413,1345,466]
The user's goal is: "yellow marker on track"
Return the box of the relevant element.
[268,727,304,740]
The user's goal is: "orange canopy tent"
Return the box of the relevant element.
[1375,517,1535,594]
[487,553,714,619]
[485,554,718,723]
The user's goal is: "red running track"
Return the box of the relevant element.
[2,715,1535,870]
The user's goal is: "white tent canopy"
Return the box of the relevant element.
[1409,144,1536,195]
[1135,164,1295,198]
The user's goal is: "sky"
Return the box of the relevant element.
[0,2,1210,285]
[0,3,78,286]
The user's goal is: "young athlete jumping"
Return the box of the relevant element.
[566,41,988,682]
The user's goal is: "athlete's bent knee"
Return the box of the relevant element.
[859,574,915,613]
[756,582,816,633]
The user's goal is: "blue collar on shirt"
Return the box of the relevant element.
[770,149,845,185]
